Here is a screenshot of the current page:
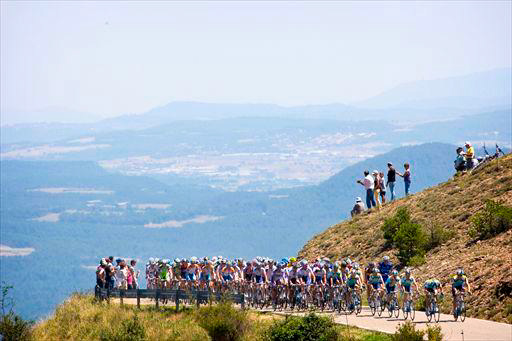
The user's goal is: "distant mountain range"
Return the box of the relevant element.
[2,68,510,137]
[356,67,512,109]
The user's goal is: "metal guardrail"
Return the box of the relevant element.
[94,287,245,310]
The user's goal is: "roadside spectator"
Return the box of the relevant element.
[372,170,382,209]
[115,259,128,289]
[463,141,476,170]
[350,197,365,217]
[378,171,386,204]
[96,259,107,289]
[398,163,411,196]
[128,260,139,289]
[454,147,466,172]
[357,170,376,210]
[386,163,396,201]
[106,262,115,289]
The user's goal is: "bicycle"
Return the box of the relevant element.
[453,290,467,322]
[402,291,416,320]
[369,288,383,316]
[386,290,400,318]
[346,287,362,315]
[425,292,441,323]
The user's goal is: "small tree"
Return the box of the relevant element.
[382,207,411,247]
[394,221,426,265]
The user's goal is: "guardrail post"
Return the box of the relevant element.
[120,289,124,305]
[196,290,200,308]
[241,293,245,309]
[107,288,110,304]
[176,288,180,312]
[156,289,160,308]
[137,289,141,309]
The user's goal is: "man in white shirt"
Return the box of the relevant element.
[357,170,376,210]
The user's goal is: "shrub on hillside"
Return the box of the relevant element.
[394,221,426,265]
[469,200,512,240]
[0,283,33,341]
[194,301,249,341]
[382,208,427,265]
[382,208,411,247]
[264,313,338,341]
[0,313,33,341]
[425,223,455,249]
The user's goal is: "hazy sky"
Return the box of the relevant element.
[1,1,511,119]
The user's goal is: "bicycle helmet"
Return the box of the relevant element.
[148,257,155,263]
[289,257,297,263]
[456,269,465,276]
[300,259,308,266]
[383,256,390,262]
[190,256,198,264]
[372,268,379,274]
[281,258,288,264]
[368,262,375,267]
[174,258,180,263]
[392,270,398,276]
[405,268,411,275]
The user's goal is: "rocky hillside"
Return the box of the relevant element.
[299,154,512,323]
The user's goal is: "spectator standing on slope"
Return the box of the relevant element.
[351,197,365,217]
[372,170,382,209]
[398,163,412,196]
[386,163,396,201]
[463,141,476,170]
[379,171,386,204]
[357,170,376,210]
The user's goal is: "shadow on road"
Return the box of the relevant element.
[413,319,456,324]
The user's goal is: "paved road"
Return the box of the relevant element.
[266,306,512,341]
[111,298,511,340]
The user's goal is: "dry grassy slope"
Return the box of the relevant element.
[299,154,512,323]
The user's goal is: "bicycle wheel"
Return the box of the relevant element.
[394,300,400,318]
[460,302,466,322]
[410,300,416,320]
[403,303,408,320]
[426,305,433,322]
[377,297,383,317]
[434,303,441,323]
[370,297,376,316]
[356,295,362,315]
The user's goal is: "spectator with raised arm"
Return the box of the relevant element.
[357,170,376,210]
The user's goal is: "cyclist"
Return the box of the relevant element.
[364,262,377,300]
[378,256,393,283]
[451,269,471,314]
[368,268,385,306]
[400,268,418,307]
[199,258,215,289]
[243,261,253,282]
[384,270,401,307]
[158,259,172,289]
[424,278,443,312]
[270,261,288,303]
[345,269,362,307]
